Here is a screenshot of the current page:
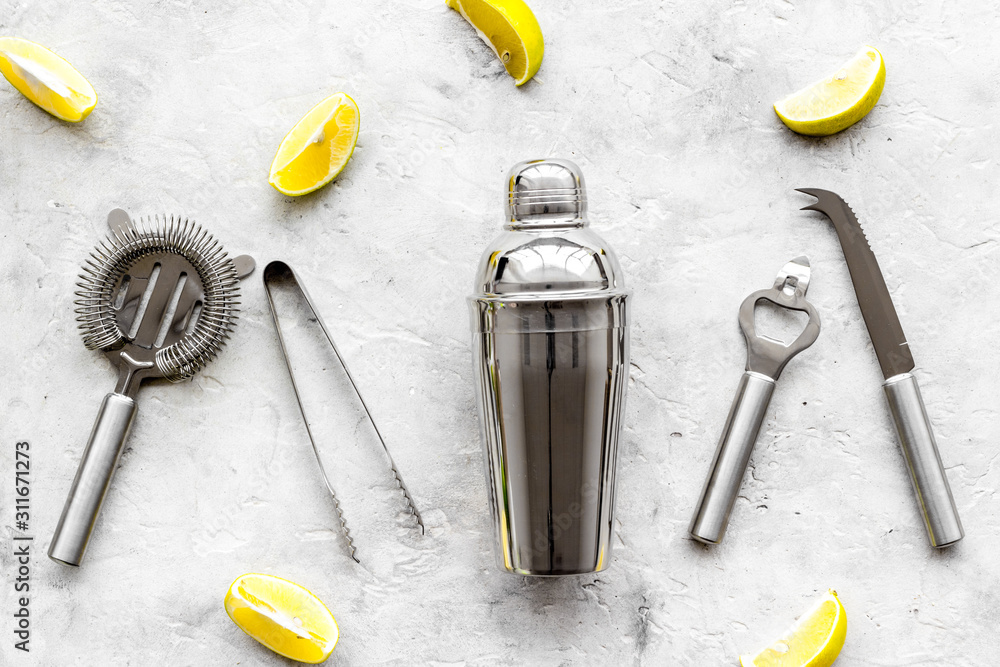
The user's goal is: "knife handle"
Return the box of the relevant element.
[690,372,775,545]
[883,373,964,547]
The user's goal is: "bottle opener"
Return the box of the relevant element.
[690,256,820,545]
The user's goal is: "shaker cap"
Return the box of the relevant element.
[472,158,625,301]
[506,158,587,226]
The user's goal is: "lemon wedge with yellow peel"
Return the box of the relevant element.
[775,46,885,136]
[225,573,339,664]
[740,589,847,667]
[0,37,97,122]
[269,92,360,197]
[446,0,543,86]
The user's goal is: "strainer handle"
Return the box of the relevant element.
[49,393,136,567]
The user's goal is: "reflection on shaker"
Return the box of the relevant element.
[469,159,631,576]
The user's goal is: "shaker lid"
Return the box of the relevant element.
[506,158,587,226]
[472,158,626,300]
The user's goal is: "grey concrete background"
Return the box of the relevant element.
[1,0,998,664]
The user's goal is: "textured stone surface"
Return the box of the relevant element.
[1,0,999,664]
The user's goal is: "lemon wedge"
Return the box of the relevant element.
[740,589,847,667]
[0,37,97,122]
[269,92,360,197]
[224,573,339,664]
[775,46,885,136]
[446,0,544,86]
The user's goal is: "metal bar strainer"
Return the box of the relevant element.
[48,209,254,567]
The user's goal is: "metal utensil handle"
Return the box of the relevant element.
[883,373,964,547]
[49,393,137,566]
[690,372,775,545]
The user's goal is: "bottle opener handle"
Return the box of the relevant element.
[690,372,775,544]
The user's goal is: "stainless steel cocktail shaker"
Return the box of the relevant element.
[469,158,630,576]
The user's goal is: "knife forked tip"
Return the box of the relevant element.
[795,187,832,212]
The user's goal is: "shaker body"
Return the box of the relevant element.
[472,295,629,575]
[470,158,630,576]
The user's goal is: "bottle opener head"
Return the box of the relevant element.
[737,256,821,380]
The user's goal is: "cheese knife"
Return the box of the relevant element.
[797,188,964,547]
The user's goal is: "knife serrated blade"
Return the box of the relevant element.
[795,188,914,379]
